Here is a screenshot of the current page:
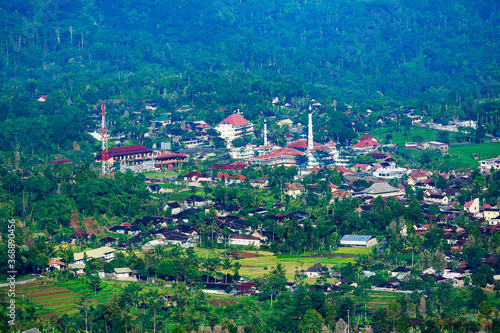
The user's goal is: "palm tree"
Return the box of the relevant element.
[202,259,211,283]
[210,257,221,283]
[222,257,233,284]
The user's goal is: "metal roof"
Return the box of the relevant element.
[340,235,373,242]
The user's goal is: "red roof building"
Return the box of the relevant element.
[251,147,304,167]
[98,144,155,164]
[286,139,320,151]
[359,135,378,142]
[216,114,254,142]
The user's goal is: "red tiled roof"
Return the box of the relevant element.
[108,145,152,157]
[333,166,351,174]
[231,174,247,180]
[354,141,380,148]
[183,171,205,178]
[464,199,474,207]
[220,114,249,126]
[217,172,230,180]
[353,163,371,170]
[286,139,320,149]
[359,135,377,141]
[156,153,186,160]
[256,147,304,159]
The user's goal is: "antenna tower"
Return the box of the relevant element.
[101,104,109,175]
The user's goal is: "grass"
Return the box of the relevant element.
[369,127,440,144]
[142,171,178,179]
[449,143,500,169]
[193,248,371,280]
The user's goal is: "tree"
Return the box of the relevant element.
[298,309,324,333]
[418,296,426,318]
[335,318,348,333]
[222,257,233,284]
[261,263,287,306]
[472,264,494,287]
[87,273,101,297]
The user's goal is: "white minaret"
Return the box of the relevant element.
[264,119,268,146]
[307,108,313,151]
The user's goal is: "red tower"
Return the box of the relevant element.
[101,104,109,175]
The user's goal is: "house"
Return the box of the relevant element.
[228,234,261,248]
[417,141,432,150]
[390,266,411,277]
[22,329,42,333]
[249,178,269,188]
[156,153,187,168]
[406,115,422,124]
[340,235,378,247]
[361,182,404,198]
[68,263,86,276]
[372,163,407,179]
[165,201,182,214]
[251,147,304,167]
[215,113,255,143]
[464,198,480,214]
[69,230,89,242]
[98,144,154,165]
[358,135,378,142]
[184,195,212,207]
[428,141,449,153]
[353,140,380,154]
[352,163,372,173]
[284,182,305,198]
[114,267,135,281]
[483,208,500,221]
[425,194,449,205]
[99,237,118,246]
[147,184,163,194]
[182,171,206,182]
[47,258,66,271]
[35,94,48,102]
[149,115,171,127]
[163,231,192,247]
[479,156,500,173]
[73,246,116,264]
[304,263,328,278]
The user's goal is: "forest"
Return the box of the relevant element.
[0,0,500,158]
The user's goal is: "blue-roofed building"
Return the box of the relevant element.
[340,235,378,247]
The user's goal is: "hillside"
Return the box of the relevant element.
[0,0,499,156]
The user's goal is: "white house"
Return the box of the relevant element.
[74,246,116,264]
[464,198,480,214]
[215,113,254,143]
[480,157,500,173]
[228,234,261,248]
[114,267,135,281]
[304,263,328,278]
[340,235,378,247]
[284,182,304,198]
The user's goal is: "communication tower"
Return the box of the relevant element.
[101,104,109,175]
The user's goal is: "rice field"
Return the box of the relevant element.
[1,278,116,319]
[202,248,373,281]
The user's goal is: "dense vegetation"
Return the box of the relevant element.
[1,0,500,157]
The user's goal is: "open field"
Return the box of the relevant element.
[220,248,371,280]
[142,171,178,179]
[449,143,500,169]
[369,127,440,144]
[358,291,400,311]
[0,278,116,319]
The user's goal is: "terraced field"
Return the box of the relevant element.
[1,278,115,319]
